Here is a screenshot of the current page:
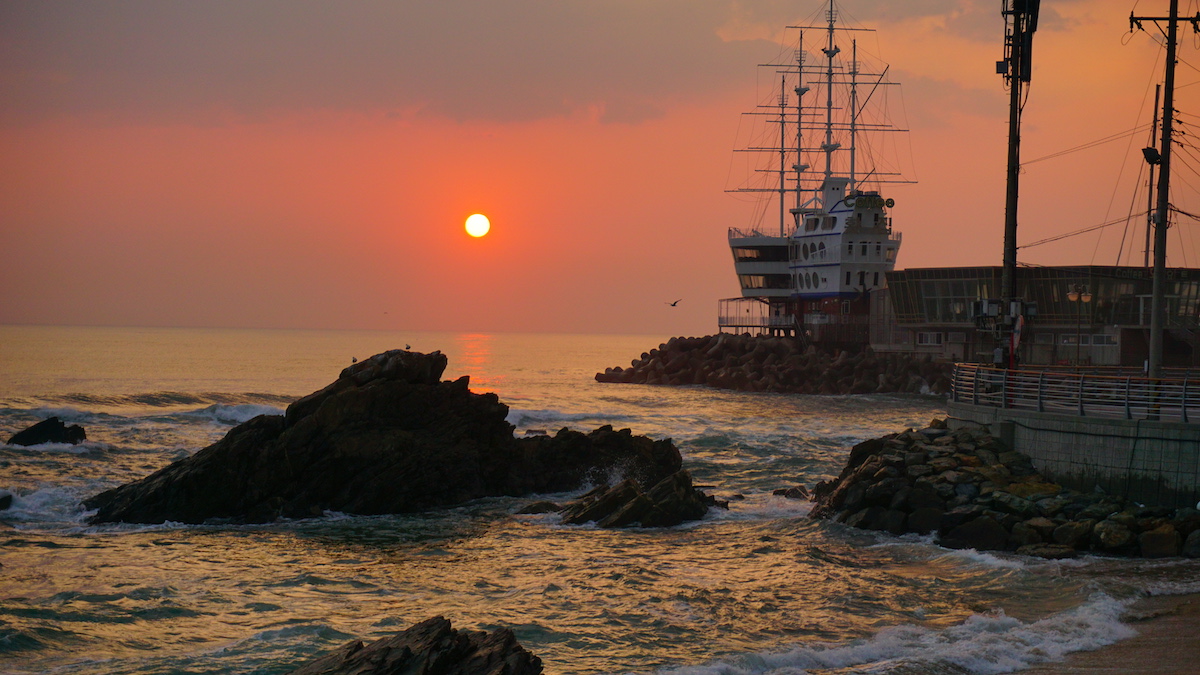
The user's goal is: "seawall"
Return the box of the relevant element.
[948,400,1200,509]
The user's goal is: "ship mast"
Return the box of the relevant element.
[821,0,839,184]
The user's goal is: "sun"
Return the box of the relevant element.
[465,213,491,238]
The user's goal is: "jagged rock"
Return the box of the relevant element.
[560,470,710,528]
[287,616,542,675]
[84,350,682,525]
[8,416,86,446]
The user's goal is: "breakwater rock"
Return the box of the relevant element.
[809,420,1200,558]
[595,334,952,395]
[288,616,542,675]
[85,349,687,525]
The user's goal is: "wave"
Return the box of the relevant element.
[660,593,1135,675]
[177,403,286,425]
[5,391,297,413]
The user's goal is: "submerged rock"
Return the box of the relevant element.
[287,616,542,675]
[84,349,685,525]
[8,416,86,446]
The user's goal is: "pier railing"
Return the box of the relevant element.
[951,363,1200,423]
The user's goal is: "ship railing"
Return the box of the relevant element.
[728,227,786,239]
[950,363,1200,423]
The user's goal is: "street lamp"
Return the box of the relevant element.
[1067,284,1093,365]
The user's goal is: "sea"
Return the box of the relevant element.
[2,325,1199,675]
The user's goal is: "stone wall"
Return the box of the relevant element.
[948,401,1200,509]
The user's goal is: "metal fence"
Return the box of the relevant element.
[951,363,1200,423]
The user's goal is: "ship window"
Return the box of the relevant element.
[861,244,867,256]
[841,300,851,314]
[886,248,896,262]
[875,244,881,257]
[822,216,836,230]
[845,271,851,286]
[858,271,865,287]
[874,272,880,287]
[805,217,819,232]
[802,243,809,260]
[847,242,854,257]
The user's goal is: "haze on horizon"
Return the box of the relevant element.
[2,0,1197,336]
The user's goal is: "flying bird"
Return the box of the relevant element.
[666,299,682,307]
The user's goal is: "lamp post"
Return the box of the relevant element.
[1067,284,1092,365]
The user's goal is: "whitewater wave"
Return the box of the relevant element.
[660,593,1135,675]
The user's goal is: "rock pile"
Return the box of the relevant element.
[85,349,691,525]
[595,334,952,395]
[809,420,1200,558]
[288,616,542,675]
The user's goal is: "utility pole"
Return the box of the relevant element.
[1130,1,1198,377]
[999,0,1040,307]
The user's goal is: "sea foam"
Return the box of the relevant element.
[659,593,1135,675]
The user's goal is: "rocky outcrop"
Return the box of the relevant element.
[558,469,719,528]
[84,350,684,525]
[595,334,952,395]
[8,416,86,446]
[287,616,542,675]
[809,419,1200,558]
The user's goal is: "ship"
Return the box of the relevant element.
[720,0,907,347]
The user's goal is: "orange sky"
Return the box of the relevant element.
[2,0,1199,336]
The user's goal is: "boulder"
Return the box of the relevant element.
[1183,529,1200,558]
[85,350,683,524]
[1139,524,1182,558]
[8,416,86,446]
[940,516,1010,551]
[287,616,542,675]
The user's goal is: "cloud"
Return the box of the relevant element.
[1,0,792,126]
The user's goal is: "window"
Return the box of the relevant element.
[847,242,854,257]
[1060,334,1079,345]
[845,271,851,286]
[841,300,851,315]
[873,272,880,287]
[858,271,866,287]
[822,216,836,230]
[885,248,896,262]
[917,332,944,346]
[805,217,819,232]
[861,243,868,256]
[875,244,882,257]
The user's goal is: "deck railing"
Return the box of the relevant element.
[950,363,1200,423]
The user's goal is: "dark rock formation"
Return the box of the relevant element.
[8,416,86,446]
[559,469,717,528]
[84,350,684,525]
[595,333,953,395]
[810,419,1200,559]
[287,616,541,675]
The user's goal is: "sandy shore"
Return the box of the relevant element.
[1021,593,1200,674]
